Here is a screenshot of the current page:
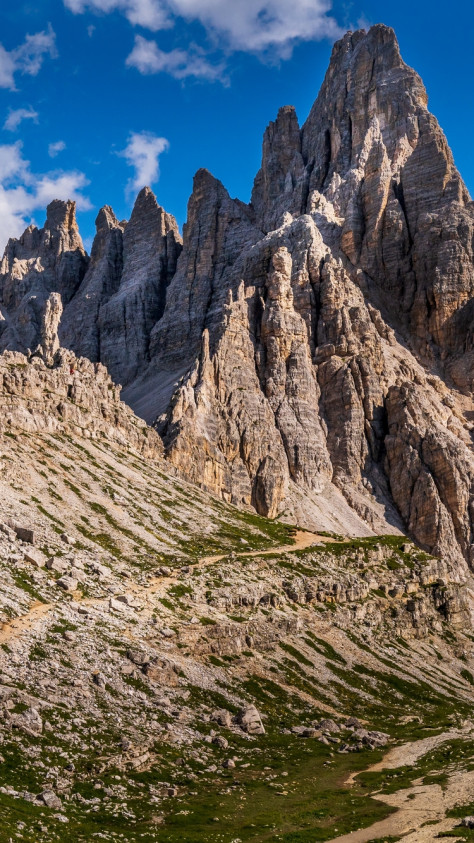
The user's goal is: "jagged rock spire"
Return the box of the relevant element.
[35,292,63,366]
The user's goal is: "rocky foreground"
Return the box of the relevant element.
[0,351,474,841]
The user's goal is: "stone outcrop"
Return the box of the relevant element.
[35,292,63,366]
[1,24,474,569]
[0,348,162,458]
[0,200,88,353]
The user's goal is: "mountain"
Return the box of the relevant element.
[1,27,474,838]
[1,24,474,575]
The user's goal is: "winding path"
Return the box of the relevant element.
[329,725,474,843]
[3,533,474,841]
[0,529,326,643]
[0,600,51,644]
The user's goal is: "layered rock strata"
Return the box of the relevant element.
[0,349,162,458]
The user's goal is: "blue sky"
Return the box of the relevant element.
[0,0,472,252]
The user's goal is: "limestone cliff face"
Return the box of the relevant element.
[149,169,261,374]
[60,205,125,364]
[1,190,182,389]
[259,25,474,373]
[385,382,474,568]
[0,200,88,353]
[1,24,474,570]
[61,187,182,385]
[150,25,474,568]
[251,106,306,233]
[98,187,182,384]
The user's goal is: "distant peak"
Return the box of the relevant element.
[135,185,157,203]
[127,185,180,240]
[276,105,297,118]
[129,186,165,222]
[95,205,121,232]
[46,199,77,232]
[193,168,226,195]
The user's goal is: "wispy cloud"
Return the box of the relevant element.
[118,131,169,194]
[48,140,66,158]
[126,36,225,81]
[64,0,171,32]
[63,0,342,81]
[170,0,343,54]
[0,141,91,252]
[3,107,39,132]
[0,25,57,91]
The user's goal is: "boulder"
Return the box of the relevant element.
[236,704,265,736]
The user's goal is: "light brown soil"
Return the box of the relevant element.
[0,600,51,644]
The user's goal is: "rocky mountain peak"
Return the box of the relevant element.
[0,199,88,355]
[88,205,125,266]
[302,24,428,180]
[42,199,87,271]
[45,198,79,233]
[251,105,305,232]
[95,204,122,232]
[1,24,474,572]
[124,185,180,258]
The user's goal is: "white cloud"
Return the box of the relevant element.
[63,0,342,70]
[0,25,57,90]
[118,131,169,194]
[126,35,225,81]
[33,172,91,208]
[125,0,170,29]
[3,107,39,132]
[0,47,16,90]
[0,142,26,182]
[48,140,66,158]
[170,0,342,53]
[64,0,171,31]
[0,142,91,252]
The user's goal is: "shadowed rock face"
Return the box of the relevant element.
[1,190,182,386]
[97,186,182,384]
[61,188,183,384]
[59,205,125,365]
[149,168,262,372]
[1,24,474,569]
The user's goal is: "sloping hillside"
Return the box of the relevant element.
[0,353,474,842]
